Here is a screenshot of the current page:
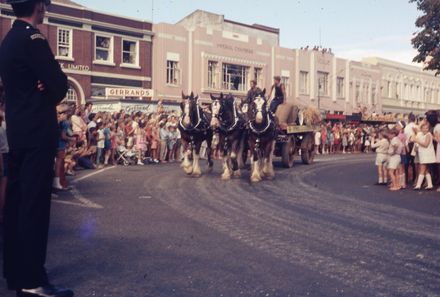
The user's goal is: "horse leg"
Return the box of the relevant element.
[206,134,214,173]
[236,133,246,170]
[191,141,202,177]
[263,141,276,180]
[231,139,241,178]
[181,140,193,175]
[250,146,262,183]
[221,152,232,180]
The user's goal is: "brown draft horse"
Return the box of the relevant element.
[178,92,213,177]
[210,93,247,180]
[247,89,278,183]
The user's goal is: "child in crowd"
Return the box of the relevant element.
[96,122,105,168]
[371,130,390,185]
[387,129,404,191]
[413,122,436,190]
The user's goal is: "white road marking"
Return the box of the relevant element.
[53,186,104,209]
[71,166,116,184]
[139,195,152,199]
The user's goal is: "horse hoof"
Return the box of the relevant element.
[191,170,202,178]
[184,167,193,175]
[265,175,274,181]
[250,175,261,183]
[233,170,241,178]
[221,174,231,181]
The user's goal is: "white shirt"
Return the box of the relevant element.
[314,131,321,145]
[404,122,417,144]
[97,129,105,148]
[371,138,389,154]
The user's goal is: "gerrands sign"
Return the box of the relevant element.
[105,88,154,98]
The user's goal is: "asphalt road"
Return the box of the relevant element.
[1,154,440,297]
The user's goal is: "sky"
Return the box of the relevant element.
[74,0,422,65]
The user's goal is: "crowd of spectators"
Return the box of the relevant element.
[52,102,182,191]
[314,122,376,155]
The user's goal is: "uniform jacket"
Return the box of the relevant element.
[0,20,68,149]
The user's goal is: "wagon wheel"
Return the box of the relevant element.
[281,136,296,168]
[301,133,315,165]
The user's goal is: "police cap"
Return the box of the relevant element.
[6,0,51,5]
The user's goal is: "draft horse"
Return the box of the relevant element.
[247,89,277,183]
[210,93,247,180]
[178,92,213,177]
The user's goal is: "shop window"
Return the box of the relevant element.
[222,63,249,92]
[57,28,72,59]
[122,40,138,66]
[299,71,309,95]
[337,77,344,98]
[208,61,218,89]
[318,71,329,96]
[254,67,263,87]
[166,60,180,85]
[95,35,113,63]
[64,85,77,103]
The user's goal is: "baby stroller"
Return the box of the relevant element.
[116,145,138,166]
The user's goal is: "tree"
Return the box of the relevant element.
[411,0,440,75]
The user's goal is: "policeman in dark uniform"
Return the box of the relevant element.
[0,0,73,296]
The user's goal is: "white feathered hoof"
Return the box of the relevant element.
[250,173,262,183]
[221,171,231,181]
[183,166,193,175]
[191,169,202,178]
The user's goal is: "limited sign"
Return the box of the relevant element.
[105,88,154,98]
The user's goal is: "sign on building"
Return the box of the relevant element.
[105,88,154,99]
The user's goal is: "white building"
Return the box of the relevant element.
[363,57,440,115]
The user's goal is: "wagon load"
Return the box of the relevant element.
[275,103,299,129]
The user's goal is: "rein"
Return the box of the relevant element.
[249,113,273,136]
[217,99,241,133]
[179,102,207,133]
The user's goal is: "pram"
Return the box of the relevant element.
[116,145,138,166]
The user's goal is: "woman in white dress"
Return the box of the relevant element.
[413,122,436,190]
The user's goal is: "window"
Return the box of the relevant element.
[166,60,180,85]
[299,71,309,94]
[337,77,344,98]
[355,83,360,103]
[95,35,113,62]
[222,63,249,92]
[208,61,218,89]
[372,86,376,104]
[64,86,77,103]
[122,40,138,65]
[317,71,329,96]
[386,81,392,98]
[254,67,263,87]
[57,28,72,59]
[281,76,290,97]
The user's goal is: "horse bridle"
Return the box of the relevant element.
[179,99,206,133]
[214,98,241,133]
[249,113,273,136]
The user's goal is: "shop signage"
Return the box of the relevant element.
[59,63,90,72]
[92,102,154,113]
[216,44,254,55]
[105,88,154,98]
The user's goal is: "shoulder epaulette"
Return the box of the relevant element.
[30,33,46,41]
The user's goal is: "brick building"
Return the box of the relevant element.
[0,0,153,110]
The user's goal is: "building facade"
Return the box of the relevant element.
[0,0,153,108]
[152,10,387,116]
[2,3,440,116]
[363,57,440,116]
